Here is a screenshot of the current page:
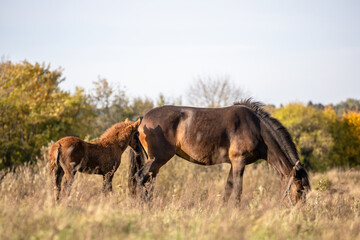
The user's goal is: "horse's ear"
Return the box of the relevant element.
[125,118,129,123]
[292,160,304,178]
[294,160,302,171]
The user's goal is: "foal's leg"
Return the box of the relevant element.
[102,173,114,194]
[53,166,64,201]
[223,165,234,204]
[231,158,246,207]
[61,166,77,198]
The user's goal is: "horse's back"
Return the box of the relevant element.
[139,105,264,164]
[141,105,260,139]
[140,105,232,144]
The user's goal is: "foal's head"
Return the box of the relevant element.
[100,118,141,144]
[282,161,311,206]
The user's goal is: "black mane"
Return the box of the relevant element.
[234,98,299,166]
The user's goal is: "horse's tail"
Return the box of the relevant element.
[49,142,61,174]
[128,119,146,196]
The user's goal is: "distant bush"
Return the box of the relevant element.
[314,176,332,192]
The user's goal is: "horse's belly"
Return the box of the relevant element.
[175,146,230,165]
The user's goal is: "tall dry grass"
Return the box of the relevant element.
[0,146,359,240]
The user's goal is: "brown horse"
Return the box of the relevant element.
[49,119,141,201]
[129,99,310,206]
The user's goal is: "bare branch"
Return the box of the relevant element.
[187,75,246,107]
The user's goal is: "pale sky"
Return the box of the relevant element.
[1,0,359,106]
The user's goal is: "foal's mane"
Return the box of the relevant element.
[100,122,132,141]
[234,99,300,174]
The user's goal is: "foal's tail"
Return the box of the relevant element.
[49,142,61,174]
[128,120,146,196]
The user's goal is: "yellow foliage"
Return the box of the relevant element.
[273,103,333,170]
[344,111,360,140]
[323,106,337,122]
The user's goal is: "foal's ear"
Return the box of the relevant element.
[133,118,141,128]
[124,118,129,123]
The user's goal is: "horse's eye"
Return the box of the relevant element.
[296,189,302,194]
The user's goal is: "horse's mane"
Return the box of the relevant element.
[234,99,303,176]
[100,122,132,141]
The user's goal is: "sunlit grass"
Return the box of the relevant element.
[0,147,359,239]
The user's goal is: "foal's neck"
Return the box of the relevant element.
[101,130,132,148]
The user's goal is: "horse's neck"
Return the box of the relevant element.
[259,119,295,178]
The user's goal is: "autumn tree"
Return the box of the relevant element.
[129,97,154,117]
[0,60,94,169]
[88,77,133,136]
[333,98,360,116]
[87,77,157,136]
[327,108,360,168]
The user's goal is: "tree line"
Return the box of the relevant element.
[1,60,359,171]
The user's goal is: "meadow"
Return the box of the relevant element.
[0,146,359,240]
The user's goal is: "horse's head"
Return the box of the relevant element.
[282,161,311,206]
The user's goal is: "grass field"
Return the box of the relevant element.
[1,147,360,240]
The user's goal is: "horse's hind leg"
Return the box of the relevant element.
[53,166,64,201]
[223,166,234,204]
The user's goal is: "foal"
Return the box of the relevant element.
[49,119,141,201]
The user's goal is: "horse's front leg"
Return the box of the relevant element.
[223,165,233,204]
[231,159,246,207]
[135,155,170,202]
[135,159,153,185]
[135,159,158,202]
[142,172,157,202]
